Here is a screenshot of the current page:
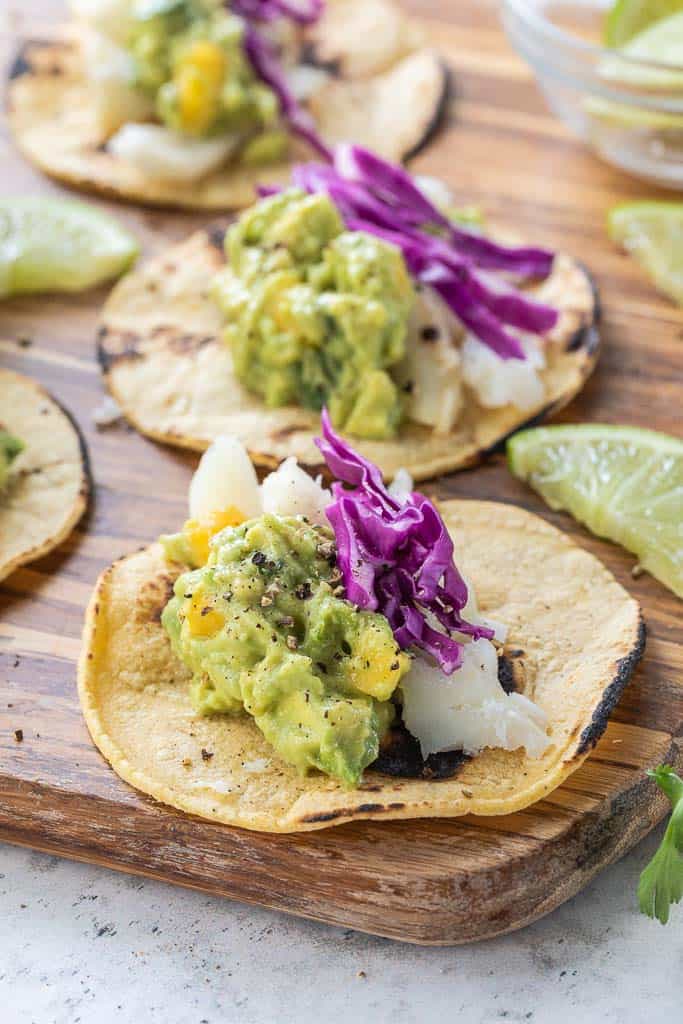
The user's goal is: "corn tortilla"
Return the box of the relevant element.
[0,368,89,583]
[97,225,600,482]
[6,1,448,211]
[78,500,644,833]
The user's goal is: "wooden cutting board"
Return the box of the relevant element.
[0,0,681,945]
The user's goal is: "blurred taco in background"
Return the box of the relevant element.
[98,146,599,481]
[7,0,448,209]
[0,368,89,583]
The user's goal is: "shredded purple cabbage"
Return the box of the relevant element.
[334,145,555,278]
[316,410,493,674]
[232,0,323,24]
[288,146,559,359]
[242,25,331,159]
[231,0,331,158]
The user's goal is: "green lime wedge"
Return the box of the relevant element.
[604,0,683,47]
[604,9,683,87]
[508,424,683,598]
[590,8,683,135]
[0,198,138,298]
[608,201,683,305]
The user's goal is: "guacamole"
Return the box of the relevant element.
[127,0,284,154]
[162,514,410,784]
[0,430,23,490]
[211,189,416,439]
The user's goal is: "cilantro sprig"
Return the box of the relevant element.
[638,765,683,925]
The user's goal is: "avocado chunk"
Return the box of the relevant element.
[162,514,410,785]
[0,429,24,490]
[129,0,280,141]
[211,189,415,440]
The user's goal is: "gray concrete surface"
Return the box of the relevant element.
[0,824,679,1024]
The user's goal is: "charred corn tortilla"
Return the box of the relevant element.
[6,1,448,211]
[78,500,643,833]
[97,225,600,482]
[0,369,89,583]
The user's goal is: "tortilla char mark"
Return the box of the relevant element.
[372,722,469,780]
[8,38,74,86]
[98,324,219,376]
[372,650,525,780]
[148,324,218,356]
[97,326,144,375]
[565,264,601,355]
[574,614,647,758]
[299,801,406,825]
[139,571,177,624]
[404,60,453,161]
[8,41,37,81]
[498,650,525,695]
[205,222,231,255]
[299,41,342,77]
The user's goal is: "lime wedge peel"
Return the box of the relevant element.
[0,197,139,299]
[608,201,683,306]
[508,424,683,599]
[593,5,683,134]
[604,0,683,48]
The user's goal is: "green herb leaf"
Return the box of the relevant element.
[638,765,683,924]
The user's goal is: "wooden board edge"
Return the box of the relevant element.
[0,738,679,945]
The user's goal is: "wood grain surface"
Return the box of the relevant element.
[0,0,681,945]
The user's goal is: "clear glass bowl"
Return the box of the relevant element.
[502,0,683,188]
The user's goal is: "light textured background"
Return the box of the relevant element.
[1,825,680,1024]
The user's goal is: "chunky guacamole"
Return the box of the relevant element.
[211,189,415,439]
[0,429,24,490]
[161,513,410,785]
[128,0,285,157]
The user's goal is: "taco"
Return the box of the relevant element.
[98,146,599,482]
[78,418,643,833]
[0,368,89,583]
[7,0,448,210]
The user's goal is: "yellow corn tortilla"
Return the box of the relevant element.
[97,225,600,482]
[6,0,448,211]
[78,500,643,833]
[0,368,89,583]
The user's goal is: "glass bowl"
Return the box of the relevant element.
[502,0,683,188]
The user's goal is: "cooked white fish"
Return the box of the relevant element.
[261,456,331,526]
[189,435,262,521]
[108,124,239,183]
[401,639,550,759]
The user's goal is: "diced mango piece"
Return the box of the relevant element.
[183,506,245,565]
[175,41,226,135]
[186,590,225,637]
[349,628,410,702]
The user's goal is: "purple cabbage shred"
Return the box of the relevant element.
[290,145,559,360]
[232,0,331,159]
[316,410,494,675]
[232,0,323,24]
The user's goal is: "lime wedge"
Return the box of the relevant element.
[508,424,683,598]
[0,198,138,298]
[604,0,683,47]
[608,201,683,305]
